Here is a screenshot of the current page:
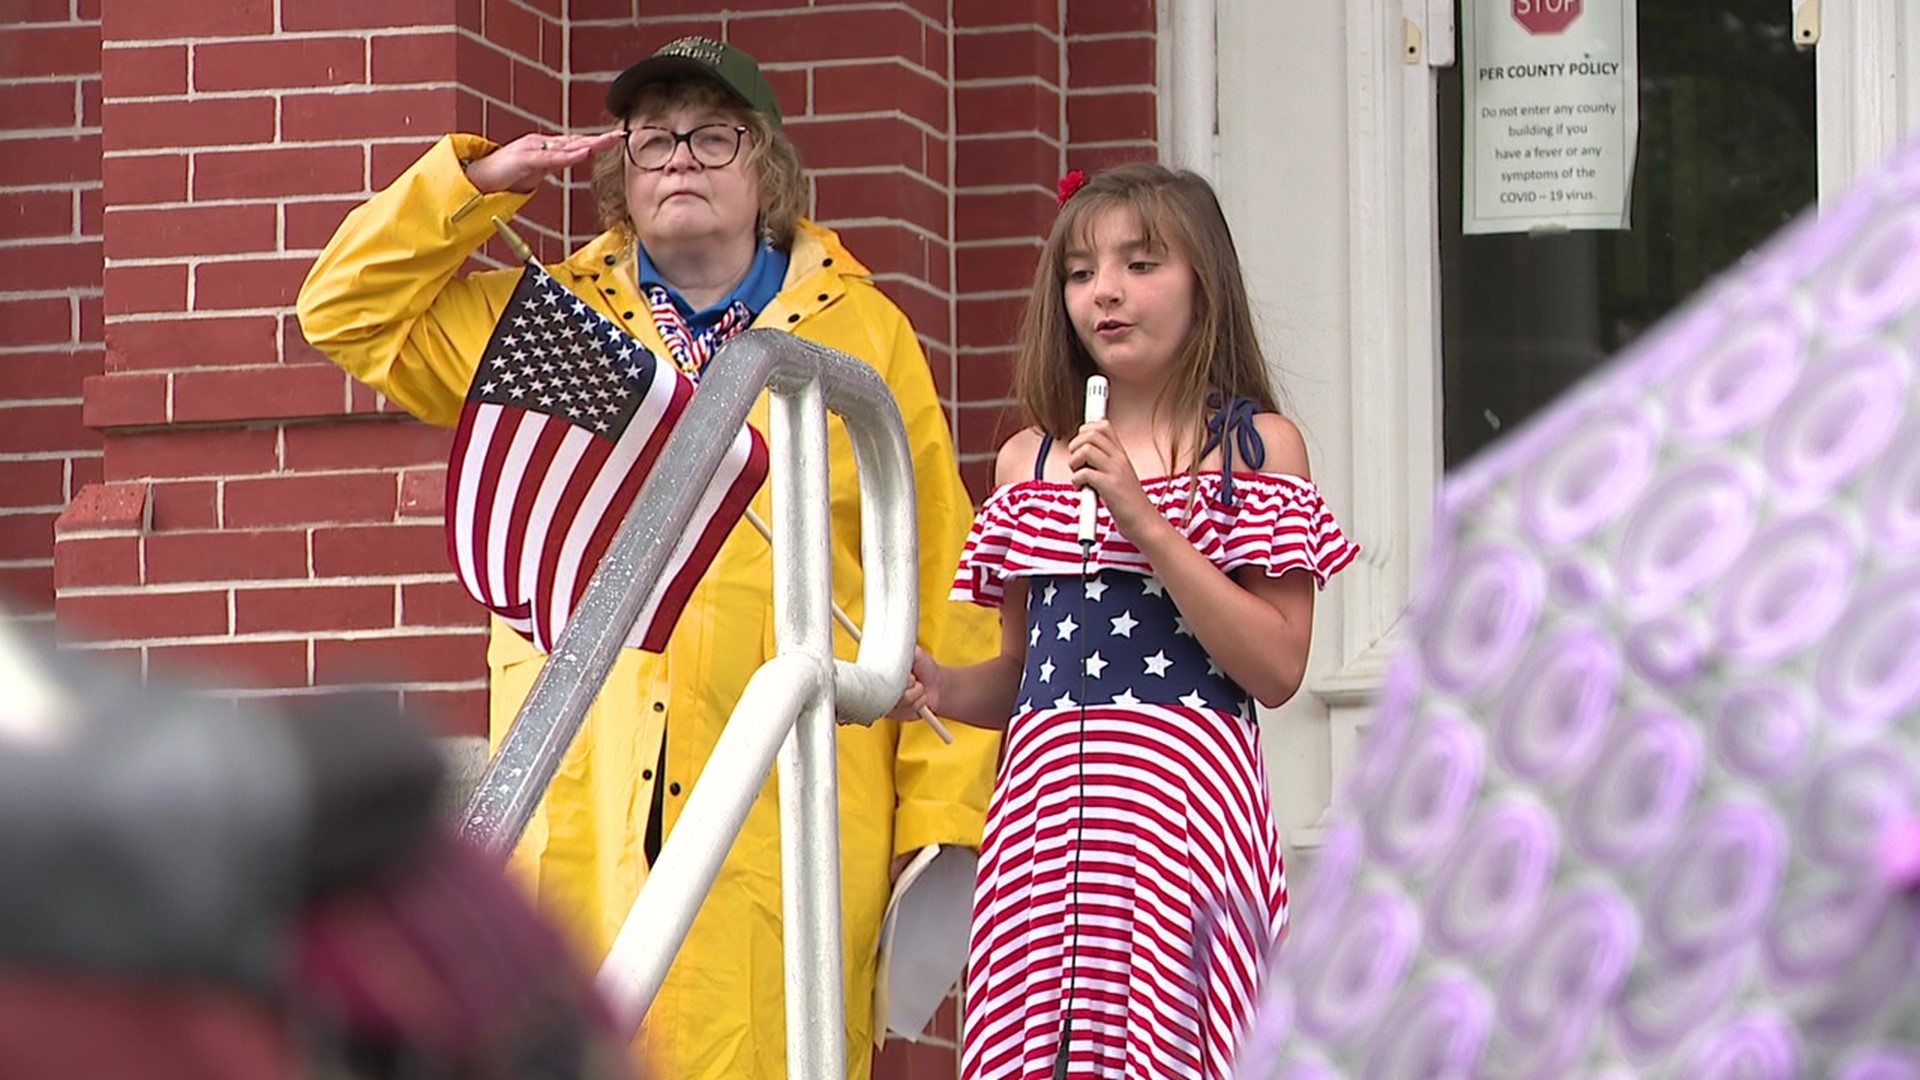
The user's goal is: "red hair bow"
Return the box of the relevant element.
[1057,169,1089,206]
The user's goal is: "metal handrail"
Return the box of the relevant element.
[458,328,922,1080]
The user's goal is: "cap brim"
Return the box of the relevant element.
[605,55,754,120]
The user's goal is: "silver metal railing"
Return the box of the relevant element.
[458,328,920,1080]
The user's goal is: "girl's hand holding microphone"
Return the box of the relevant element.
[1067,418,1158,543]
[464,131,623,194]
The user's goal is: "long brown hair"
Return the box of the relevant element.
[590,77,809,249]
[1012,163,1281,474]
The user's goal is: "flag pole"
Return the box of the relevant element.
[490,215,536,263]
[488,216,955,746]
[742,508,954,744]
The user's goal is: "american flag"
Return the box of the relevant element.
[445,263,769,653]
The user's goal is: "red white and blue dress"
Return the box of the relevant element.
[953,400,1358,1080]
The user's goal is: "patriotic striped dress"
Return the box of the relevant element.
[952,403,1358,1080]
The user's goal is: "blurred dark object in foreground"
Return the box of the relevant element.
[0,618,632,1080]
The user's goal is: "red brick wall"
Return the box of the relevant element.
[1,0,105,627]
[40,2,1155,1074]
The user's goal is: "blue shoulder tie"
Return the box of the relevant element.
[1200,396,1265,506]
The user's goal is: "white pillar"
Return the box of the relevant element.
[1168,0,1218,177]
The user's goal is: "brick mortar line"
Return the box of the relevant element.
[82,308,289,322]
[101,81,461,104]
[0,74,100,86]
[219,682,492,696]
[0,451,101,467]
[568,3,945,34]
[954,130,1064,143]
[951,25,1065,41]
[62,627,487,647]
[103,27,456,49]
[1058,137,1160,149]
[767,54,948,82]
[0,288,102,299]
[951,75,1060,89]
[811,163,949,179]
[103,251,339,267]
[0,126,102,139]
[792,108,947,139]
[952,237,1048,249]
[949,183,1053,197]
[57,584,483,599]
[815,216,949,245]
[0,235,104,249]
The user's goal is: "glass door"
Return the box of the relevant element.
[1437,2,1816,467]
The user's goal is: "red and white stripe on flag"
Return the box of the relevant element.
[445,264,769,653]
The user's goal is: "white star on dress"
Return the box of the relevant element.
[1113,688,1141,706]
[1030,625,1041,646]
[1174,614,1194,637]
[1038,658,1055,683]
[1144,651,1172,677]
[1052,692,1077,710]
[1141,576,1166,597]
[1042,583,1058,606]
[1084,578,1108,602]
[1207,658,1223,677]
[1056,614,1078,641]
[1109,610,1138,638]
[1085,652,1107,679]
[1180,690,1209,710]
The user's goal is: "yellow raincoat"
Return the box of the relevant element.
[297,134,1001,1079]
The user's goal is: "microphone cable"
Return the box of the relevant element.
[1052,540,1094,1080]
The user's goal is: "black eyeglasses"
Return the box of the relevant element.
[623,123,750,171]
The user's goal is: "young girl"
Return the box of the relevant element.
[898,164,1358,1078]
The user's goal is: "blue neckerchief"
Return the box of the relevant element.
[636,241,791,330]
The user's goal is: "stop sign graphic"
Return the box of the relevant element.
[1513,0,1581,34]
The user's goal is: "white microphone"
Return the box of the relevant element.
[1077,375,1109,547]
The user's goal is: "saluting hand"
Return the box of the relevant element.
[465,130,624,195]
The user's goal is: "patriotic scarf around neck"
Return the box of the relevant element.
[644,284,754,379]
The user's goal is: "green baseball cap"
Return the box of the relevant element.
[606,36,783,130]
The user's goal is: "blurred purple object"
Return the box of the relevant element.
[1237,138,1920,1076]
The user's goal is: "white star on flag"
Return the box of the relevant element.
[1113,689,1140,706]
[1174,614,1194,637]
[1180,690,1209,710]
[1056,614,1078,641]
[1207,658,1223,677]
[1085,652,1107,679]
[1110,610,1138,638]
[1142,576,1166,597]
[1039,658,1055,683]
[1030,625,1041,646]
[1144,650,1172,677]
[1085,578,1108,601]
[1043,583,1058,606]
[1052,692,1077,710]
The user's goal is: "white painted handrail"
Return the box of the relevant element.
[459,328,922,1080]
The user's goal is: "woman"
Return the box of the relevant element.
[296,36,1001,1080]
